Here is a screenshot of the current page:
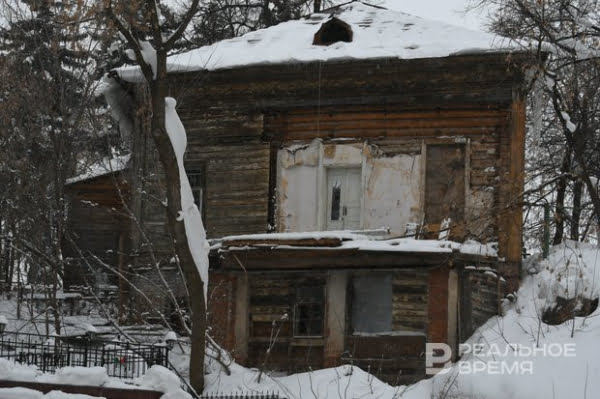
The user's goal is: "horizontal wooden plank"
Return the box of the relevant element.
[270,127,501,141]
[270,117,507,133]
[222,237,342,248]
[279,108,508,122]
[218,248,453,270]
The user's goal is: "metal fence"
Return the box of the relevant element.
[0,331,169,379]
[200,393,285,399]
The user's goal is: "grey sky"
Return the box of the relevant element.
[374,0,492,32]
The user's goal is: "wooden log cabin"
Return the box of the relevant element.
[65,1,541,385]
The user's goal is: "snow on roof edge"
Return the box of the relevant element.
[66,154,131,185]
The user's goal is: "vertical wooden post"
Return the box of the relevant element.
[234,273,249,364]
[427,266,449,344]
[498,89,526,292]
[324,271,347,367]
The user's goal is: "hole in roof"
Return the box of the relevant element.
[313,17,353,46]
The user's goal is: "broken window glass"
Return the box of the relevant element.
[294,286,324,337]
[187,166,205,215]
[331,182,341,221]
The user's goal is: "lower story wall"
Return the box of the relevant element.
[207,263,504,385]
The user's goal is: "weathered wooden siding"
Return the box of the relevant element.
[470,271,502,330]
[65,176,128,290]
[177,112,270,238]
[459,269,503,341]
[264,107,509,141]
[344,335,425,385]
[168,54,531,111]
[392,270,428,332]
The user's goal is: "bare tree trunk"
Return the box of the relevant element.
[150,52,206,393]
[553,152,570,245]
[570,178,583,241]
[105,1,206,391]
[314,0,322,13]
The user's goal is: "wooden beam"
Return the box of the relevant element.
[218,248,455,270]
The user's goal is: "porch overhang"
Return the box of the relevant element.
[209,232,498,271]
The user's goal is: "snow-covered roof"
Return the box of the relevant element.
[66,154,130,185]
[165,1,513,73]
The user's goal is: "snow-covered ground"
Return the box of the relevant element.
[0,361,192,399]
[1,241,599,399]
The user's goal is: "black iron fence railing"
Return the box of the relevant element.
[200,393,285,399]
[0,331,169,379]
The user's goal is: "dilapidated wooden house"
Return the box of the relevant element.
[65,1,540,385]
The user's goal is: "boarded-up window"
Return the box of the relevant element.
[294,286,324,337]
[425,145,465,225]
[351,274,392,333]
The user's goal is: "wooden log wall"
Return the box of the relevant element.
[169,54,532,112]
[64,176,128,290]
[469,271,503,331]
[391,270,429,332]
[181,112,270,238]
[344,335,426,385]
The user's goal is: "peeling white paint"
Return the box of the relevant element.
[363,154,422,235]
[277,141,423,235]
[322,143,363,166]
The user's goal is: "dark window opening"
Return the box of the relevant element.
[187,166,206,218]
[313,17,353,46]
[294,286,324,337]
[331,183,341,221]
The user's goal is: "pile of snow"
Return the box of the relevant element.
[0,359,191,399]
[118,1,515,79]
[136,365,192,399]
[205,363,405,399]
[534,240,600,307]
[401,241,600,399]
[0,360,129,389]
[0,387,101,399]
